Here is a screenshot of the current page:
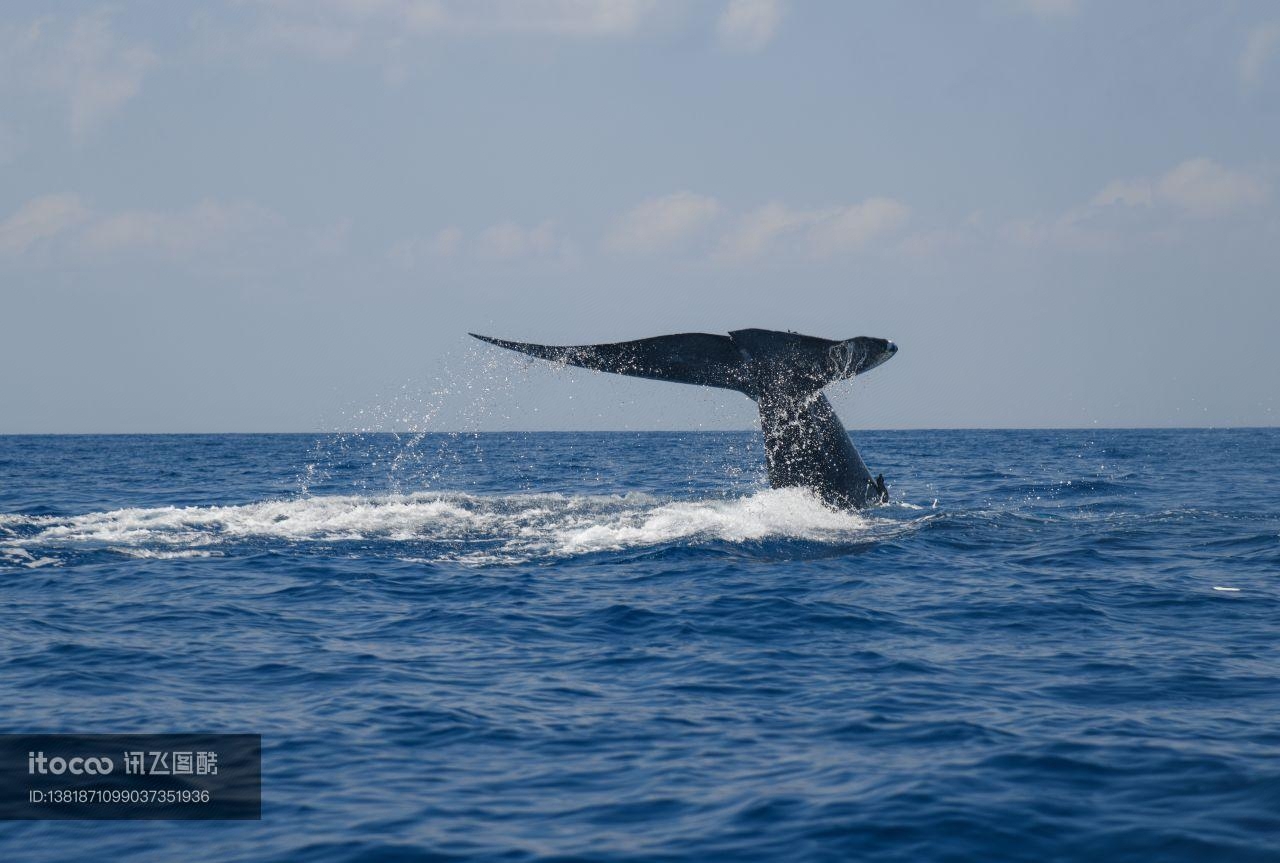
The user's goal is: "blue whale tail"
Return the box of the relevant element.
[470,329,897,509]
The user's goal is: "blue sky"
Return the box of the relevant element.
[2,0,1278,432]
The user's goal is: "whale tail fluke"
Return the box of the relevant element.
[469,332,750,392]
[470,329,895,400]
[470,328,898,509]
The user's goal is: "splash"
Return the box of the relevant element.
[1,489,927,566]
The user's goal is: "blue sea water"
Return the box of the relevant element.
[0,429,1277,862]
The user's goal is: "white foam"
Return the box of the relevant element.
[2,546,59,568]
[1,488,925,565]
[556,488,876,553]
[108,548,223,560]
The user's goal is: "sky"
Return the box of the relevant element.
[2,0,1278,433]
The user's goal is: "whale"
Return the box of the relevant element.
[471,328,898,509]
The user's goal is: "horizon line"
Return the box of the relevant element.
[1,425,1278,436]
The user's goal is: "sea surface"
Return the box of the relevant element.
[0,429,1277,862]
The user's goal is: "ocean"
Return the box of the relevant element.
[0,429,1277,861]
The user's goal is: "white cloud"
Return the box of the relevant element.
[389,226,463,267]
[1156,158,1268,218]
[0,194,89,256]
[430,226,464,256]
[715,202,812,261]
[997,158,1269,253]
[1090,178,1153,209]
[892,210,990,258]
[1091,158,1268,220]
[605,191,721,253]
[83,200,281,255]
[807,198,912,256]
[715,198,910,262]
[1,13,156,138]
[1240,22,1280,87]
[1,195,287,261]
[894,225,977,258]
[392,222,569,266]
[716,0,784,52]
[390,193,908,267]
[475,220,560,259]
[999,210,1115,251]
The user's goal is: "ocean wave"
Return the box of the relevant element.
[0,488,927,565]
